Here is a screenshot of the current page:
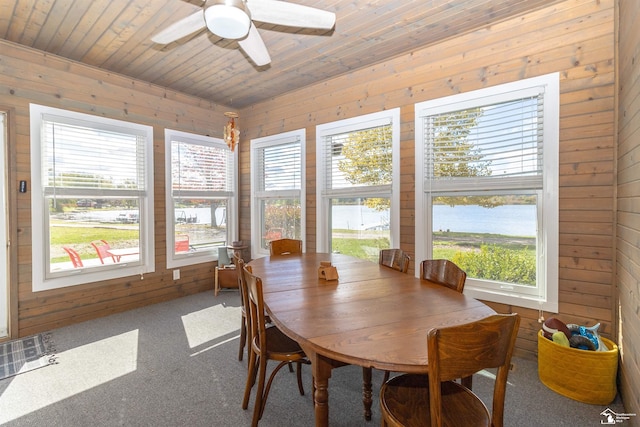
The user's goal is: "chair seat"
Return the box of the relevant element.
[261,326,306,359]
[380,374,490,427]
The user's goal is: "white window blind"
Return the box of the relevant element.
[423,94,544,191]
[171,139,233,197]
[322,123,393,191]
[256,137,301,192]
[42,116,147,197]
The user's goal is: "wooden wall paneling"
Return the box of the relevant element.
[559,265,612,284]
[241,1,613,130]
[0,50,224,123]
[560,234,613,254]
[559,243,612,261]
[558,289,613,311]
[238,0,616,357]
[1,40,227,336]
[616,229,640,413]
[561,278,616,299]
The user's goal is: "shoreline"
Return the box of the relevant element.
[433,231,535,247]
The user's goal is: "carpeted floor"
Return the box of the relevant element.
[0,290,628,426]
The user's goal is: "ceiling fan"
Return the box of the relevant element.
[151,0,336,67]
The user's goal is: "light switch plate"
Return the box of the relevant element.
[173,269,180,280]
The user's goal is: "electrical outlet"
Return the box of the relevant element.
[173,269,180,280]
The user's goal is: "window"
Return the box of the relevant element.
[250,130,305,258]
[316,109,400,261]
[30,104,155,291]
[165,129,238,268]
[415,73,559,311]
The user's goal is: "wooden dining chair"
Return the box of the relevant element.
[235,255,249,362]
[379,248,411,273]
[241,265,308,426]
[236,254,273,363]
[375,248,411,384]
[420,259,466,293]
[380,313,520,427]
[419,258,471,388]
[269,238,302,255]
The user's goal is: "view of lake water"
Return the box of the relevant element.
[74,204,536,237]
[433,204,536,236]
[73,207,225,225]
[332,204,536,236]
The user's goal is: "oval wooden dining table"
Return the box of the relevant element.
[247,252,495,427]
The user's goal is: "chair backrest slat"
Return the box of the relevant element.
[420,259,466,293]
[379,248,411,273]
[242,265,267,353]
[237,257,255,347]
[269,238,302,256]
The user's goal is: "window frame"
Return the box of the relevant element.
[414,73,559,312]
[30,104,155,291]
[316,109,401,254]
[165,128,238,269]
[0,111,7,337]
[250,129,306,258]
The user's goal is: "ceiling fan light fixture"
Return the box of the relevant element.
[205,0,251,40]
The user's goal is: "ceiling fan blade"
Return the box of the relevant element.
[238,23,271,66]
[151,11,206,44]
[247,0,336,30]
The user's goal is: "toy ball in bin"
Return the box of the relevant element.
[542,317,571,340]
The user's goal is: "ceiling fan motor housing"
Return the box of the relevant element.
[205,0,251,40]
[152,0,336,67]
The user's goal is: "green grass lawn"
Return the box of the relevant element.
[51,226,536,282]
[332,229,536,285]
[50,225,139,262]
[332,237,390,262]
[50,226,138,245]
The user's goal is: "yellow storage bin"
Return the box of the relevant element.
[538,329,618,405]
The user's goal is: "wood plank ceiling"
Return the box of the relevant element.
[0,0,562,108]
